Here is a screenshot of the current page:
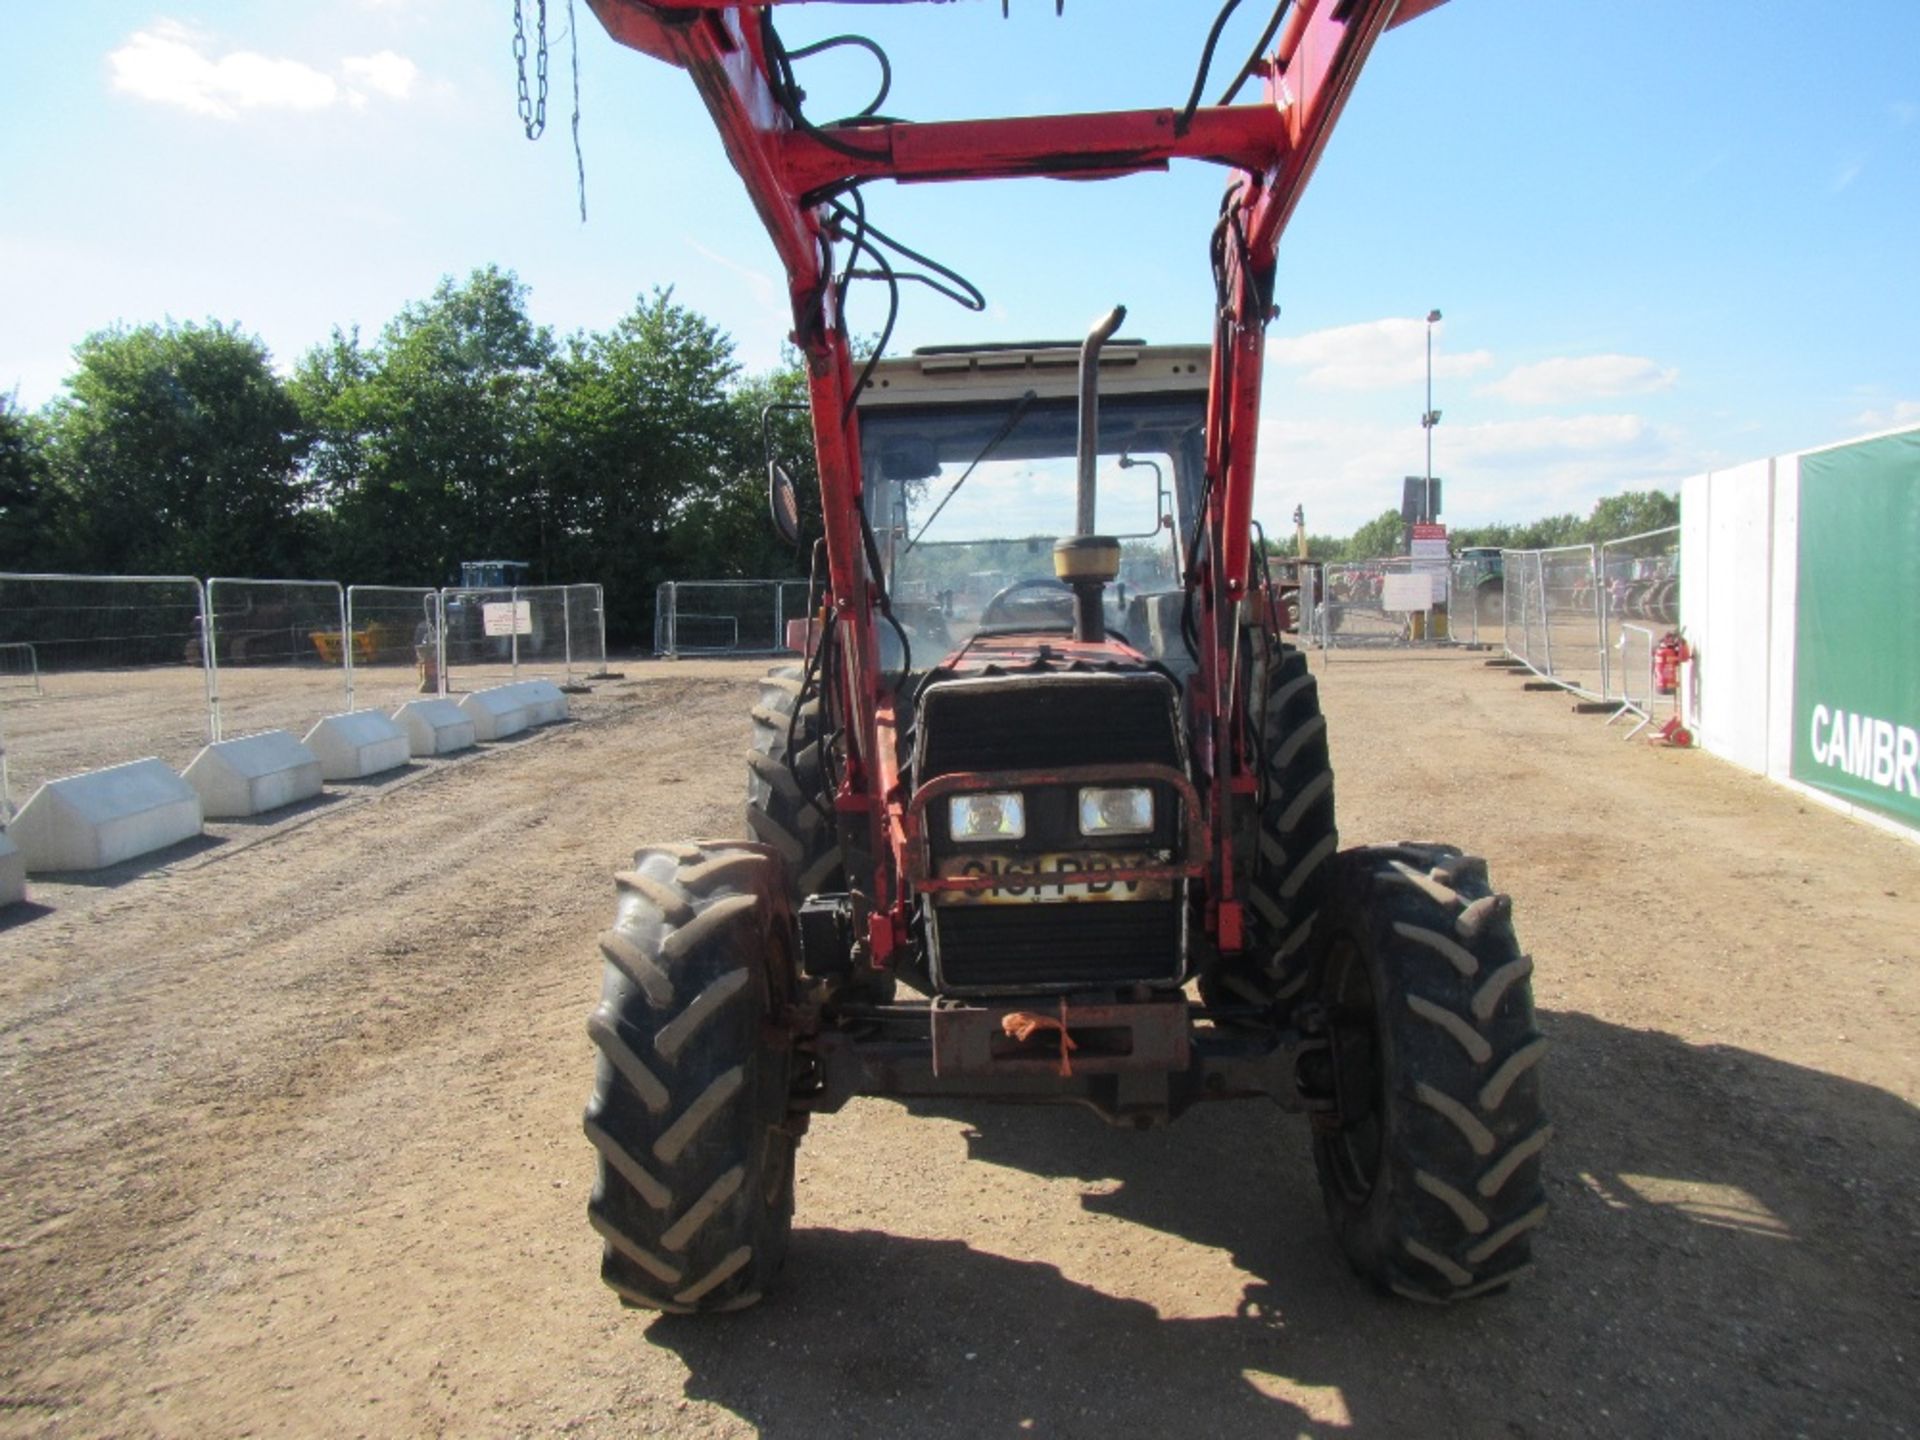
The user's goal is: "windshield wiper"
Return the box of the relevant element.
[902,389,1038,555]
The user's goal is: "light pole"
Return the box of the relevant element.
[1421,308,1442,520]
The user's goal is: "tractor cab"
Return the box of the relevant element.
[458,560,530,591]
[857,339,1207,678]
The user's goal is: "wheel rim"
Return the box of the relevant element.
[1322,931,1384,1206]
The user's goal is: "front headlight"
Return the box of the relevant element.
[949,791,1025,842]
[1078,785,1154,837]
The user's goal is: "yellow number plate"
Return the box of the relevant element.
[934,853,1172,905]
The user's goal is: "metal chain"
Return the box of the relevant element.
[513,0,548,141]
[569,0,586,220]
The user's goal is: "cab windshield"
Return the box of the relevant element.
[859,393,1205,660]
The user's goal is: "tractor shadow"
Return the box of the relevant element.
[649,1011,1920,1437]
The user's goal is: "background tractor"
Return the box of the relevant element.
[580,0,1548,1314]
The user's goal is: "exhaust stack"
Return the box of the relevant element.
[1056,305,1127,643]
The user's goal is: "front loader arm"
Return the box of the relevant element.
[585,0,1433,960]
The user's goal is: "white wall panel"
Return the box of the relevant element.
[1765,455,1801,780]
[1698,460,1774,774]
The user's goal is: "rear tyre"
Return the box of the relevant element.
[1309,843,1549,1301]
[1205,644,1338,1009]
[584,842,798,1313]
[746,665,843,904]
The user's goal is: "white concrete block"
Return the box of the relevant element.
[303,710,411,781]
[509,679,569,724]
[457,686,533,742]
[12,758,204,873]
[0,831,25,906]
[183,731,324,819]
[392,699,477,757]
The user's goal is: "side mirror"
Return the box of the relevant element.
[761,400,810,549]
[769,462,802,549]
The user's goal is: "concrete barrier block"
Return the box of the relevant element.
[0,831,25,906]
[303,710,411,781]
[392,699,477,757]
[457,686,533,742]
[510,679,569,724]
[183,731,324,819]
[12,758,204,873]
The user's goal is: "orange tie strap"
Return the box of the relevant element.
[1000,1000,1078,1076]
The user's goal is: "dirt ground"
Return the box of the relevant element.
[2,649,1916,1439]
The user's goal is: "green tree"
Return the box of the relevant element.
[293,266,554,585]
[1259,529,1346,561]
[1512,513,1584,549]
[531,288,752,641]
[41,321,310,575]
[0,391,65,570]
[1585,488,1678,542]
[1345,507,1406,561]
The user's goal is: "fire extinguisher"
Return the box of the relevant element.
[1653,629,1690,696]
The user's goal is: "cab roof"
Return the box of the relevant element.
[857,342,1211,410]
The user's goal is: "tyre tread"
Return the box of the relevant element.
[584,843,796,1314]
[1310,844,1550,1302]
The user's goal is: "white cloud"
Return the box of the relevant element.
[108,22,334,118]
[1890,100,1917,128]
[1850,399,1920,431]
[1251,408,1694,536]
[1266,317,1493,391]
[107,22,421,120]
[1831,157,1864,194]
[343,51,417,101]
[1449,413,1652,460]
[1480,354,1678,406]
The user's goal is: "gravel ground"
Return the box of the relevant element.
[1,649,1915,1439]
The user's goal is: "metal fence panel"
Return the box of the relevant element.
[1502,549,1545,675]
[1446,557,1504,648]
[1311,557,1449,650]
[779,579,809,648]
[1599,526,1681,701]
[0,641,43,695]
[1609,622,1659,738]
[347,585,441,712]
[0,573,215,819]
[566,584,610,678]
[508,585,573,684]
[1499,546,1605,700]
[656,580,802,658]
[206,578,349,742]
[653,583,676,658]
[437,586,520,695]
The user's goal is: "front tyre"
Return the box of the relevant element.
[584,842,799,1313]
[746,665,842,903]
[1205,644,1337,1010]
[1309,843,1550,1301]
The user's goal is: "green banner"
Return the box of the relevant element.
[1790,429,1920,830]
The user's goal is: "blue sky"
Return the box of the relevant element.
[3,1,1917,536]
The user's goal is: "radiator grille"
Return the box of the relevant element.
[917,673,1179,776]
[931,901,1182,993]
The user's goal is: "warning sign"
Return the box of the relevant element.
[482,601,533,637]
[1409,523,1449,602]
[1382,573,1434,612]
[1410,523,1450,559]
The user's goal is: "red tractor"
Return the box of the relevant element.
[580,0,1548,1313]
